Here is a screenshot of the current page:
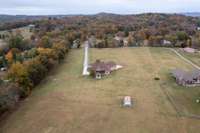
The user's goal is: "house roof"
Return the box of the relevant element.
[183,47,196,53]
[90,60,116,72]
[172,69,186,78]
[172,69,200,81]
[114,36,123,41]
[106,61,116,68]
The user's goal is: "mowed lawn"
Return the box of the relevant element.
[0,47,200,133]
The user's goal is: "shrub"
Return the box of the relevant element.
[176,31,189,41]
[52,42,67,61]
[8,35,26,51]
[25,58,47,87]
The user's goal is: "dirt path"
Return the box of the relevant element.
[168,48,200,70]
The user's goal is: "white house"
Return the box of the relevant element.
[163,40,172,45]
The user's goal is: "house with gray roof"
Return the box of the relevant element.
[171,69,200,87]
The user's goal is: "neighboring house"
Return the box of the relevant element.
[88,60,122,79]
[28,24,35,28]
[171,69,200,87]
[123,38,128,47]
[163,40,172,46]
[28,24,35,32]
[72,39,81,48]
[114,36,124,47]
[182,47,197,53]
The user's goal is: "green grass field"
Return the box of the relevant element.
[0,47,199,133]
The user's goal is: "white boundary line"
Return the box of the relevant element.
[168,48,200,70]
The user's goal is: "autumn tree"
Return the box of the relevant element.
[176,31,189,41]
[8,34,25,51]
[38,35,52,48]
[5,50,13,65]
[52,42,67,61]
[127,35,135,46]
[7,62,31,97]
[25,58,47,87]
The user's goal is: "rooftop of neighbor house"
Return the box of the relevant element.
[182,47,197,53]
[89,60,116,72]
[172,69,200,81]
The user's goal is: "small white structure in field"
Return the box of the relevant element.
[123,96,132,107]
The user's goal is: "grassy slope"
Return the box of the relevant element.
[0,47,199,133]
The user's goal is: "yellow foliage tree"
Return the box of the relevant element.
[5,50,13,64]
[7,62,31,96]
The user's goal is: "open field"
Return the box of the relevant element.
[0,26,33,50]
[0,47,199,133]
[0,39,7,49]
[0,26,32,40]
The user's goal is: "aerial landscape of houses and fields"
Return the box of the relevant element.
[0,0,200,133]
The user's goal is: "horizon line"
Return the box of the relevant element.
[0,11,200,16]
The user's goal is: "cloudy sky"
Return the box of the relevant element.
[0,0,200,15]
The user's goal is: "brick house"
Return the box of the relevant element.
[88,60,117,79]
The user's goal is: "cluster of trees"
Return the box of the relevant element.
[0,21,70,114]
[50,13,200,48]
[7,41,68,97]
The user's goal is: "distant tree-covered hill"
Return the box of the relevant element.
[0,15,45,23]
[182,12,200,17]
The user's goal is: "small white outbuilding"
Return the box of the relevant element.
[123,96,132,107]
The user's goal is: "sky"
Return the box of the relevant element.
[0,0,200,15]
